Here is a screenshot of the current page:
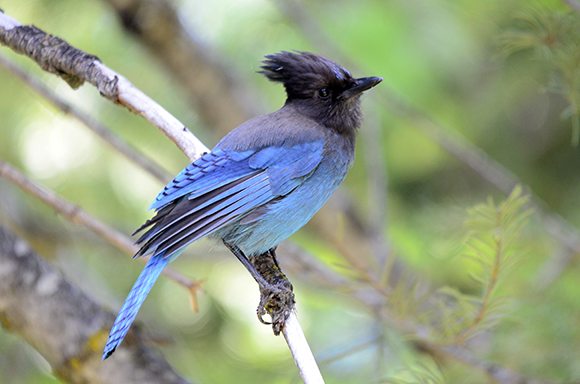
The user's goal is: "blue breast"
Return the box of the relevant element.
[213,141,353,255]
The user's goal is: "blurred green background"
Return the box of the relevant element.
[0,0,579,383]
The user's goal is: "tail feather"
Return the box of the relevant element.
[102,253,169,359]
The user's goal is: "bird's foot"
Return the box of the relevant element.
[256,279,294,335]
[250,248,295,335]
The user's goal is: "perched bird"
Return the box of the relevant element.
[103,51,381,359]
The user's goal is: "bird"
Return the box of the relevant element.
[102,51,381,359]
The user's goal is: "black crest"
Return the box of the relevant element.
[260,51,353,100]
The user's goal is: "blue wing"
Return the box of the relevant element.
[133,140,324,259]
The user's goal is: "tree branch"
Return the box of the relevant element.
[0,53,171,184]
[0,160,198,292]
[0,11,206,161]
[0,225,192,383]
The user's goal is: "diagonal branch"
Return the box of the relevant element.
[0,225,192,384]
[0,11,207,161]
[0,160,198,292]
[0,53,171,183]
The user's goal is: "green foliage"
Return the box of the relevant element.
[384,188,532,383]
[452,186,532,341]
[382,360,446,384]
[499,7,580,144]
[389,187,532,345]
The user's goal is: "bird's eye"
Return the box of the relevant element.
[318,87,330,98]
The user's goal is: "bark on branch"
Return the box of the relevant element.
[0,225,191,384]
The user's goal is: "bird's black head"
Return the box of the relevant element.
[260,51,381,135]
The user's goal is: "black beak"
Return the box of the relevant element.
[340,76,382,100]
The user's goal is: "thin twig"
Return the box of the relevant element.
[318,334,380,365]
[455,237,503,344]
[283,314,325,384]
[0,53,171,183]
[0,160,199,294]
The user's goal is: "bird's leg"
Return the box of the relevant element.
[249,247,295,335]
[223,242,295,335]
[223,241,272,288]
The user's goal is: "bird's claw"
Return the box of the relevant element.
[256,280,295,335]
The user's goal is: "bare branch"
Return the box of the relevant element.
[283,315,325,384]
[0,225,192,383]
[0,11,208,160]
[0,160,198,292]
[0,53,171,183]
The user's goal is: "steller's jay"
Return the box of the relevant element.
[103,51,381,359]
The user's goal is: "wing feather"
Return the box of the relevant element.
[134,140,325,259]
[135,172,271,257]
[135,171,263,245]
[155,184,273,256]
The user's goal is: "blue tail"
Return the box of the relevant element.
[103,253,169,359]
